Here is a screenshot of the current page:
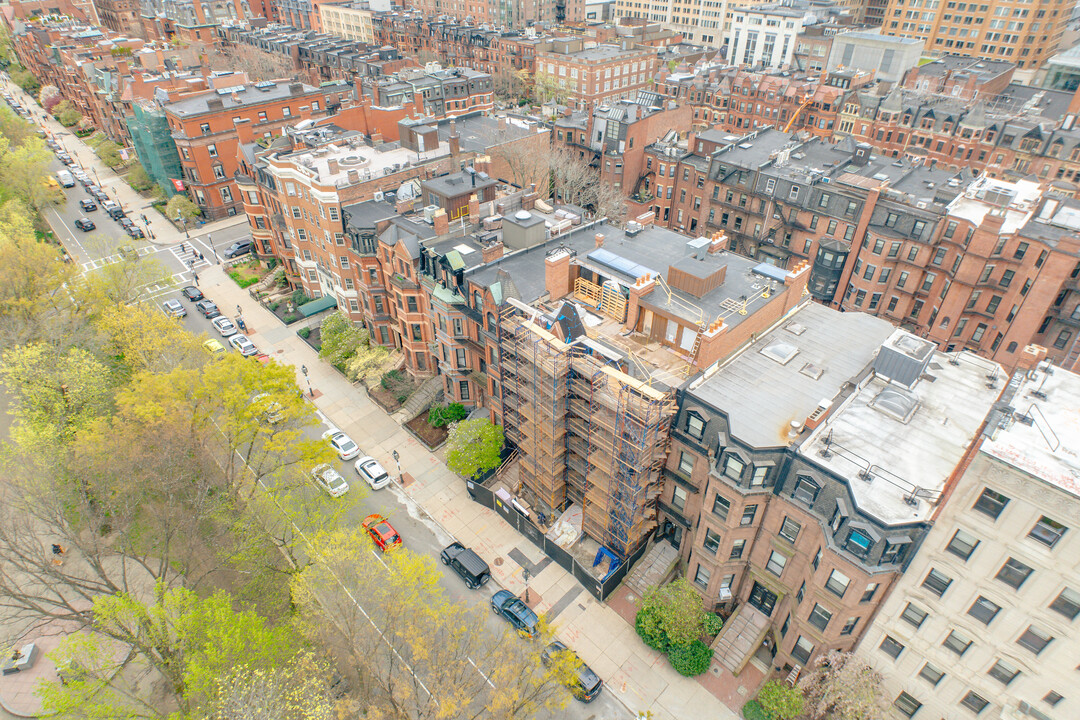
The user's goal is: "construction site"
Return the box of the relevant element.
[498,297,676,561]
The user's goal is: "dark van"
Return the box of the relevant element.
[440,542,491,589]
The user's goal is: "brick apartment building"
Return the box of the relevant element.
[663,307,1001,675]
[534,37,658,111]
[98,0,142,36]
[164,79,341,219]
[639,127,1080,371]
[404,0,582,28]
[139,0,248,43]
[880,0,1069,71]
[552,93,691,194]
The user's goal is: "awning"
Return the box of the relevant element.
[298,295,337,317]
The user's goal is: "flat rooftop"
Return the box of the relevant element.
[981,364,1080,496]
[689,303,896,449]
[947,175,1042,234]
[801,343,1002,525]
[272,130,449,187]
[164,80,320,116]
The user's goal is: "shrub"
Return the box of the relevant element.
[634,603,669,653]
[427,403,467,428]
[227,271,258,289]
[666,640,712,677]
[269,301,281,312]
[127,164,153,191]
[298,327,311,339]
[283,313,299,324]
[742,700,771,720]
[291,289,312,307]
[639,579,708,647]
[381,370,402,390]
[757,680,804,720]
[703,613,724,638]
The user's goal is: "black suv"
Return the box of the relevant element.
[440,543,491,589]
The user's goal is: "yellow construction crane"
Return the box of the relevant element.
[784,91,816,133]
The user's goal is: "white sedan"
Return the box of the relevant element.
[355,456,391,490]
[212,316,237,337]
[311,463,349,497]
[229,334,258,356]
[322,429,360,460]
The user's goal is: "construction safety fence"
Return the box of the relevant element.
[464,479,653,601]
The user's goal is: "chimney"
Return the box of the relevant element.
[289,82,303,95]
[372,131,383,144]
[1016,344,1048,373]
[327,158,340,174]
[396,196,415,214]
[468,193,480,223]
[708,231,727,253]
[448,119,460,156]
[347,169,360,183]
[481,241,504,263]
[544,248,573,300]
[594,233,605,248]
[433,208,449,235]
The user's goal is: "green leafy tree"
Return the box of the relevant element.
[757,680,805,720]
[318,311,366,369]
[344,342,389,381]
[93,139,122,167]
[799,650,887,720]
[127,163,152,191]
[54,100,82,127]
[166,193,201,222]
[445,418,503,477]
[36,585,302,718]
[207,653,345,720]
[428,402,467,428]
[0,134,61,210]
[639,578,708,646]
[10,67,40,94]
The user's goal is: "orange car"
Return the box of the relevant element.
[362,513,402,552]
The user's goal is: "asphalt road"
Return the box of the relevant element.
[10,84,630,720]
[170,274,630,720]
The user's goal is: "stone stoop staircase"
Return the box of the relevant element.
[623,541,680,597]
[712,604,770,674]
[393,376,444,424]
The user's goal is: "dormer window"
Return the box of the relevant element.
[686,412,705,440]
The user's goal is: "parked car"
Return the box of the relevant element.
[195,299,221,319]
[490,590,539,639]
[440,542,491,589]
[354,456,390,490]
[249,392,284,424]
[223,239,252,259]
[55,170,74,187]
[361,514,401,552]
[311,463,349,497]
[228,334,258,356]
[123,224,145,239]
[211,316,237,337]
[103,201,125,220]
[162,299,186,318]
[202,338,226,357]
[541,641,603,703]
[181,286,204,302]
[322,429,361,461]
[78,199,96,212]
[118,245,138,261]
[73,218,95,231]
[57,154,74,166]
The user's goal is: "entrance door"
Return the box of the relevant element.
[748,581,778,617]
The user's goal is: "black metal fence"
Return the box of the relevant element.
[465,480,651,601]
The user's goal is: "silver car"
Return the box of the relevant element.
[162,299,186,318]
[322,429,360,460]
[212,316,237,337]
[311,463,349,497]
[229,334,258,356]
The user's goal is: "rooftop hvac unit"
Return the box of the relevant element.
[373,190,384,201]
[423,204,440,224]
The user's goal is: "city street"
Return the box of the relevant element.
[174,298,631,720]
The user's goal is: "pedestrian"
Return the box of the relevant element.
[236,304,242,315]
[197,251,204,261]
[192,272,199,286]
[188,259,194,270]
[140,213,148,224]
[180,241,186,253]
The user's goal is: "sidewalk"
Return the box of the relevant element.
[198,264,741,720]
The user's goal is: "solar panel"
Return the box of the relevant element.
[586,248,656,280]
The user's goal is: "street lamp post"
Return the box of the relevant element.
[300,364,313,397]
[208,233,220,264]
[392,450,402,485]
[523,568,531,604]
[177,212,189,239]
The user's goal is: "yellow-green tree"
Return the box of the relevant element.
[445,418,504,478]
[166,193,201,222]
[0,134,61,211]
[36,585,303,719]
[0,342,115,447]
[292,530,572,720]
